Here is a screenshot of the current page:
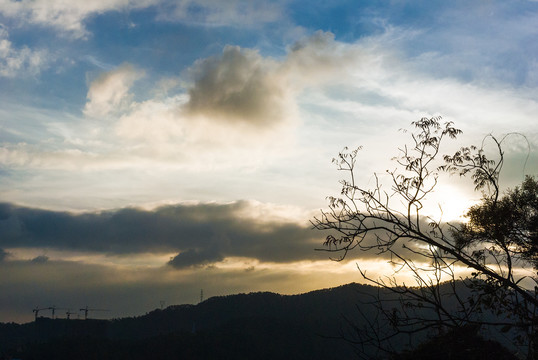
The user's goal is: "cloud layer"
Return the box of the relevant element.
[0,201,322,268]
[0,26,536,213]
[0,0,284,38]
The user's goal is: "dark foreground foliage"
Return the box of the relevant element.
[395,325,518,360]
[313,118,537,358]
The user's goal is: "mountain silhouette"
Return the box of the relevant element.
[0,282,516,359]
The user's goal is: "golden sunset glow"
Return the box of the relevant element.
[0,1,537,325]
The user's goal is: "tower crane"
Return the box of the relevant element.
[48,306,67,319]
[65,309,79,320]
[32,307,49,321]
[79,306,109,320]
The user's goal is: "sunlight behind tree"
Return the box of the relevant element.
[313,117,537,358]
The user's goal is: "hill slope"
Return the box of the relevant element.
[0,282,517,359]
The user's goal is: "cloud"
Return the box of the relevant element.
[115,97,186,144]
[0,0,284,39]
[30,254,49,263]
[409,1,538,86]
[282,31,370,87]
[0,200,448,269]
[168,248,224,268]
[0,24,48,77]
[155,0,284,27]
[0,248,8,261]
[182,31,370,127]
[181,31,375,127]
[119,31,365,142]
[0,201,323,267]
[84,63,144,119]
[1,28,537,205]
[0,0,156,39]
[184,45,293,128]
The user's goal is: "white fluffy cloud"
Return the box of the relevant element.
[84,63,144,119]
[2,29,537,210]
[0,25,48,77]
[120,32,372,141]
[181,32,369,127]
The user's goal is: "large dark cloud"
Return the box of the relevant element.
[0,201,455,269]
[0,201,323,268]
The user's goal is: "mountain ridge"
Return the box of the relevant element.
[0,281,517,359]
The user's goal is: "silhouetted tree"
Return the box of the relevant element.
[312,117,536,358]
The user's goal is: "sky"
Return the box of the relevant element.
[0,0,537,323]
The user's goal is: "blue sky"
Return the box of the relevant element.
[0,0,537,323]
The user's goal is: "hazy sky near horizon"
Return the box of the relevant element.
[1,0,537,323]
